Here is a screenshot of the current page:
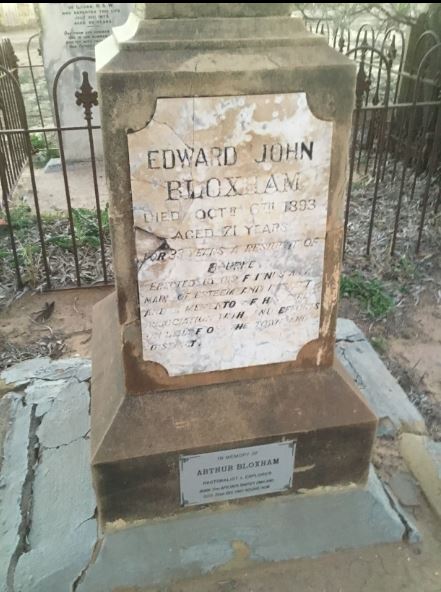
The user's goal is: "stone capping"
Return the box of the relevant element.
[115,15,321,51]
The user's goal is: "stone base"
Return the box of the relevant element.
[91,294,377,527]
[77,468,410,592]
[1,356,422,592]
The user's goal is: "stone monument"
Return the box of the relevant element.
[39,3,133,162]
[92,3,377,527]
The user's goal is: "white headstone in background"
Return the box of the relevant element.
[39,3,133,162]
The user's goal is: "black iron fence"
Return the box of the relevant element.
[0,24,440,298]
[0,39,27,196]
[0,36,109,299]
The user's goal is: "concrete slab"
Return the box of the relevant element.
[0,358,96,592]
[12,160,109,213]
[0,395,13,472]
[0,352,422,592]
[0,393,32,591]
[401,434,441,519]
[1,357,92,388]
[336,319,426,437]
[76,468,410,592]
[13,438,97,592]
[388,471,420,508]
[37,379,90,448]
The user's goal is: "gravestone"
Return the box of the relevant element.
[91,3,377,527]
[38,3,133,162]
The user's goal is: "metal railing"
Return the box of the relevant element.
[0,37,109,296]
[0,25,440,298]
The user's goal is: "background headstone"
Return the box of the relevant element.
[39,3,133,162]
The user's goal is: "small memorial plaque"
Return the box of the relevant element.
[179,440,296,506]
[129,93,333,376]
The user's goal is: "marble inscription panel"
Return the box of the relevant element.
[128,93,333,376]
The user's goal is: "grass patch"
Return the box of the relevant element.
[370,335,388,355]
[47,206,109,249]
[30,132,59,168]
[0,203,110,271]
[9,204,35,230]
[1,205,112,303]
[340,272,395,319]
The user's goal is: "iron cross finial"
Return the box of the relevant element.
[75,71,98,121]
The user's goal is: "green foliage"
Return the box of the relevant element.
[40,211,65,224]
[30,133,59,168]
[9,204,34,230]
[1,205,111,291]
[370,335,388,354]
[73,207,109,247]
[17,243,41,287]
[395,256,419,291]
[3,205,109,251]
[30,133,47,152]
[47,206,109,249]
[340,272,395,319]
[382,255,420,295]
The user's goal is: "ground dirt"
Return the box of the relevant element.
[143,502,441,592]
[1,283,441,592]
[339,288,441,441]
[0,286,112,368]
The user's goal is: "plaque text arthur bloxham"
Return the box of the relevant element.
[128,93,333,375]
[179,440,296,507]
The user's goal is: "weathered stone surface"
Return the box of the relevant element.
[388,471,420,508]
[1,357,91,387]
[96,10,355,392]
[91,294,377,524]
[0,358,96,592]
[130,93,332,375]
[401,434,441,519]
[137,3,294,19]
[0,394,32,590]
[77,468,408,592]
[336,319,426,436]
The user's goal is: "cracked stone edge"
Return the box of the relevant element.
[6,405,42,592]
[1,360,96,592]
[382,482,422,544]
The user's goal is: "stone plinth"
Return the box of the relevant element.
[91,293,376,525]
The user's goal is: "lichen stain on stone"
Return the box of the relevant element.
[218,539,251,572]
